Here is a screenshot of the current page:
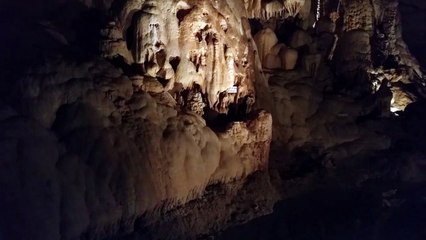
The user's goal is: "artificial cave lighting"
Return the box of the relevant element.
[390,97,400,113]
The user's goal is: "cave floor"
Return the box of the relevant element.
[216,177,426,240]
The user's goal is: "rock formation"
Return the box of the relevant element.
[0,0,425,239]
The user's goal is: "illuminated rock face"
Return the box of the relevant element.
[96,4,276,234]
[0,61,272,240]
[244,0,310,19]
[102,0,260,114]
[0,0,277,239]
[2,0,426,239]
[326,0,423,110]
[2,1,273,239]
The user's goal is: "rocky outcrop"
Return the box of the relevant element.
[101,0,261,113]
[1,0,426,240]
[269,69,391,162]
[0,53,272,239]
[244,0,310,19]
[0,0,275,239]
[335,0,424,110]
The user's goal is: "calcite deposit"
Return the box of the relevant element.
[0,0,426,239]
[1,1,276,239]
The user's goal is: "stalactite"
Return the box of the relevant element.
[209,35,218,108]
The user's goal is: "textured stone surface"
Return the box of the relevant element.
[1,0,426,240]
[0,1,275,239]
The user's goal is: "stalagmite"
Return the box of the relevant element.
[299,0,312,20]
[279,47,298,70]
[254,28,279,64]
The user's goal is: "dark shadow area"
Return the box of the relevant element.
[399,0,426,68]
[218,184,426,240]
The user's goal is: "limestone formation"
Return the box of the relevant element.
[1,0,426,240]
[0,1,277,239]
[254,28,279,66]
[279,47,299,70]
[341,0,375,34]
[244,0,310,19]
[101,0,262,114]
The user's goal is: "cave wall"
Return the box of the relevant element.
[0,0,425,239]
[0,1,276,239]
[0,50,272,239]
